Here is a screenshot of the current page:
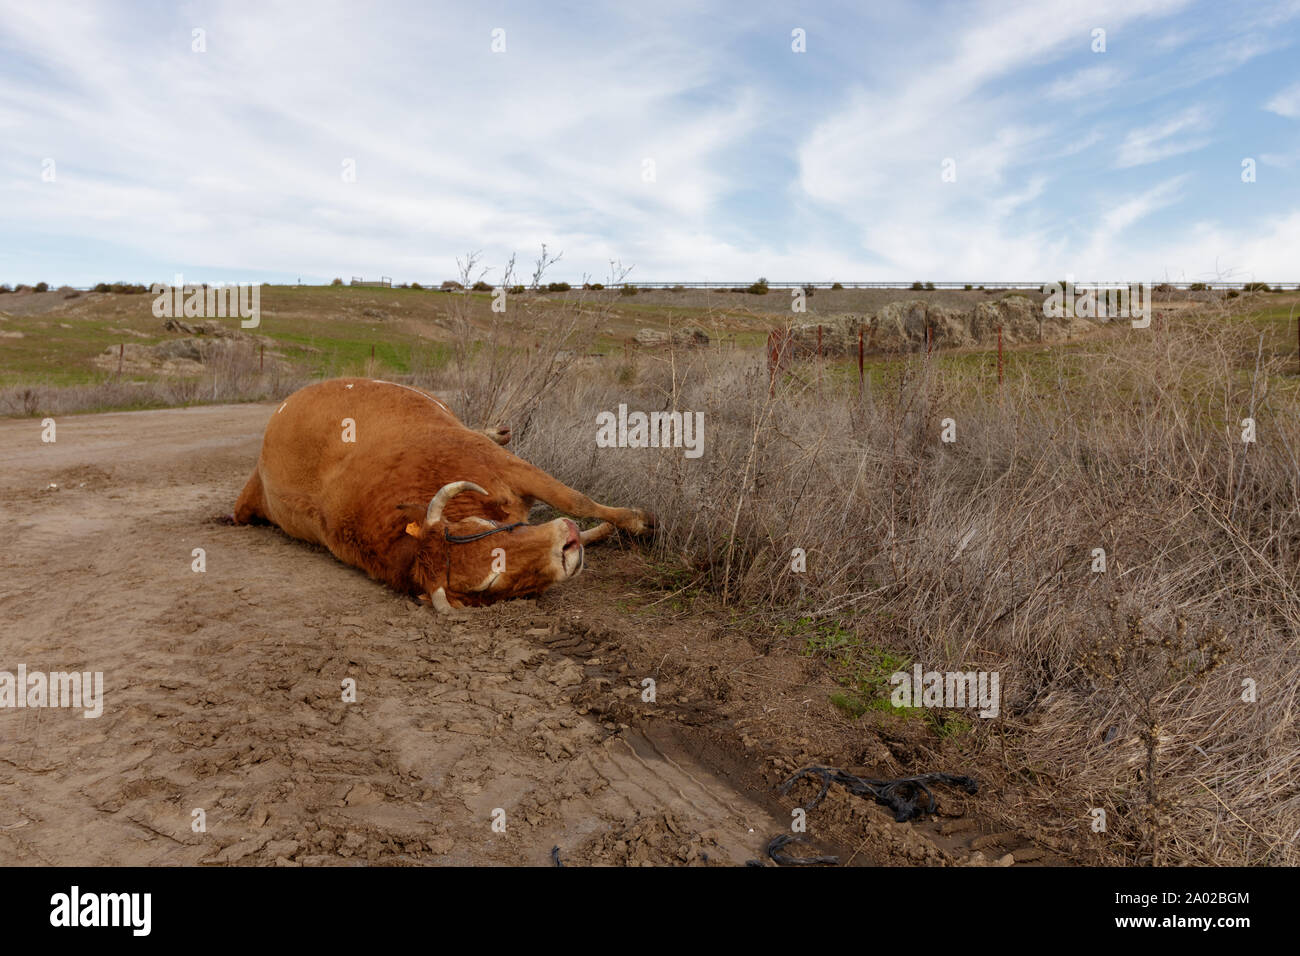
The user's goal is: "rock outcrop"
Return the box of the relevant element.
[634,326,710,347]
[781,296,1100,356]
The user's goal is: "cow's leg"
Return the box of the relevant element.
[579,522,616,545]
[514,466,652,535]
[233,468,267,524]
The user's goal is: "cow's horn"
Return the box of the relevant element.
[430,587,455,614]
[425,481,488,525]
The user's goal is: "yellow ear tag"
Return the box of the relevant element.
[405,522,421,537]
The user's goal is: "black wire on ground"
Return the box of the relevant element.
[778,765,979,823]
[764,834,839,866]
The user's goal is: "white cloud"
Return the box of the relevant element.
[1101,175,1189,232]
[1047,66,1127,101]
[0,0,761,281]
[1261,150,1300,166]
[1265,81,1300,118]
[1,0,1298,284]
[1115,108,1212,167]
[1143,210,1300,281]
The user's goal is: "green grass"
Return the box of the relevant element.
[9,285,1297,420]
[0,284,782,387]
[0,314,165,385]
[0,288,460,388]
[778,614,976,736]
[779,616,917,720]
[793,334,1099,403]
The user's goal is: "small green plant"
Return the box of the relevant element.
[546,281,571,292]
[924,281,935,291]
[472,280,493,292]
[747,277,770,295]
[34,282,49,292]
[911,281,923,290]
[796,619,853,655]
[330,277,343,286]
[831,281,843,290]
[784,617,915,720]
[829,691,872,718]
[921,710,973,739]
[620,283,638,296]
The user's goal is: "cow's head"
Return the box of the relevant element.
[400,481,583,611]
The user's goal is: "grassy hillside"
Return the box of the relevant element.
[1,283,1296,415]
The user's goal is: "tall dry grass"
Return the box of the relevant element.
[495,311,1298,866]
[6,284,1294,864]
[0,341,306,416]
[415,253,633,439]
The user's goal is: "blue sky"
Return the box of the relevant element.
[1,0,1298,286]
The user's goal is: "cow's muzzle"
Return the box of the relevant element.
[560,519,583,578]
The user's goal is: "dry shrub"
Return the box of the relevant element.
[509,312,1299,866]
[418,251,633,440]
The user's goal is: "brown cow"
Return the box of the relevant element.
[233,378,651,610]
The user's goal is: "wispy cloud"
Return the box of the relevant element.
[1047,65,1127,101]
[1115,108,1212,167]
[1265,81,1300,117]
[1,0,1298,283]
[1261,150,1300,166]
[1101,175,1189,232]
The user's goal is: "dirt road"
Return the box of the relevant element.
[2,402,1055,866]
[0,402,820,865]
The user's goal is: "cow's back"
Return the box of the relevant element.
[256,378,463,547]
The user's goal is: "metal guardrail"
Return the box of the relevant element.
[42,279,1299,292]
[614,281,1298,290]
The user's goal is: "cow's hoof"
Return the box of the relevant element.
[621,509,655,535]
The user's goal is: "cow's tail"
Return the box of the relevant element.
[233,467,268,524]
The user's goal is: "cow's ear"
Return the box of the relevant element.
[395,502,427,529]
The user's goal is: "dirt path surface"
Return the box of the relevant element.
[0,404,1058,866]
[0,404,794,865]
